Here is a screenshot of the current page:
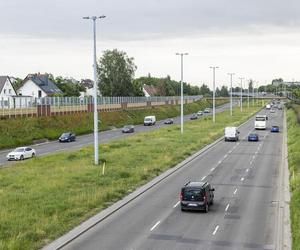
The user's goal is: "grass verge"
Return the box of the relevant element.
[0,99,227,149]
[286,104,300,250]
[0,105,261,249]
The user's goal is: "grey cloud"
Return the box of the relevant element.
[1,0,300,40]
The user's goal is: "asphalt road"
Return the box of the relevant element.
[61,107,284,250]
[0,102,235,167]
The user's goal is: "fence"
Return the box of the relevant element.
[0,95,202,118]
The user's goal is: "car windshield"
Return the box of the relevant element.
[124,126,131,129]
[61,133,70,137]
[183,189,204,201]
[145,118,151,121]
[256,117,266,121]
[249,134,256,137]
[14,148,24,152]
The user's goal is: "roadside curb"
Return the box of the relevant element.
[42,108,259,250]
[278,109,292,250]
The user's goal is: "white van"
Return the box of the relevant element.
[266,104,271,110]
[255,115,267,130]
[144,116,156,126]
[224,127,239,141]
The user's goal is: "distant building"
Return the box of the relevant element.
[18,73,62,98]
[0,76,17,108]
[142,84,159,97]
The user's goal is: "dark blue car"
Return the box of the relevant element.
[248,133,259,141]
[271,126,280,133]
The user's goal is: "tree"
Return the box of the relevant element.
[98,49,137,96]
[199,84,211,96]
[219,85,229,97]
[12,78,23,91]
[248,79,253,92]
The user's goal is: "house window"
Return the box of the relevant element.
[3,89,6,94]
[38,90,42,98]
[9,89,11,94]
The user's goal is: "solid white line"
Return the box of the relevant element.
[234,188,238,195]
[212,225,220,235]
[225,204,230,212]
[173,201,180,208]
[241,177,245,181]
[150,221,161,231]
[201,176,206,181]
[211,167,215,172]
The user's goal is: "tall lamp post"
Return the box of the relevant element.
[209,66,218,123]
[239,77,244,112]
[83,15,106,165]
[176,53,188,134]
[228,73,235,116]
[247,80,250,108]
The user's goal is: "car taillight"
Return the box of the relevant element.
[204,194,207,202]
[180,192,183,201]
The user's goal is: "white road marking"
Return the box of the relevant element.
[218,160,222,164]
[224,154,228,159]
[150,221,161,231]
[241,177,245,181]
[211,167,215,172]
[234,188,238,195]
[212,225,220,235]
[228,150,232,154]
[225,204,230,212]
[173,201,180,208]
[246,168,249,172]
[201,176,206,181]
[250,160,253,165]
[252,155,256,159]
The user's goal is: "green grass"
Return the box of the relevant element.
[0,99,227,149]
[0,105,261,249]
[286,104,300,250]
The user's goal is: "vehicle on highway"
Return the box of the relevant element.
[270,109,276,113]
[266,104,271,110]
[164,118,174,124]
[224,127,239,141]
[6,147,36,161]
[271,125,280,133]
[197,111,203,116]
[278,105,283,110]
[180,181,215,213]
[122,125,135,133]
[248,133,259,141]
[255,115,268,130]
[204,108,211,113]
[144,116,156,126]
[59,132,76,142]
[190,114,198,120]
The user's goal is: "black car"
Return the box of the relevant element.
[122,125,135,133]
[180,181,215,213]
[59,132,76,142]
[164,118,174,124]
[190,114,198,120]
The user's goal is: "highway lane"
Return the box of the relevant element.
[0,102,234,166]
[61,107,283,250]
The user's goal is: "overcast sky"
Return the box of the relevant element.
[1,0,300,88]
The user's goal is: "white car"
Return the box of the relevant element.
[197,111,203,116]
[6,147,36,161]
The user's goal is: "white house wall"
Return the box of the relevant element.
[18,80,47,98]
[0,79,17,97]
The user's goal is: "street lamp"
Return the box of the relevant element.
[228,73,235,116]
[83,15,106,165]
[247,80,250,108]
[176,52,188,134]
[210,66,219,123]
[239,77,244,112]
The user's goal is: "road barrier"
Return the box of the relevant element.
[0,95,202,119]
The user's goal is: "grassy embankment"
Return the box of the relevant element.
[286,104,300,250]
[0,99,227,149]
[0,104,262,250]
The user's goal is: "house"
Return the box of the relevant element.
[18,73,62,98]
[0,76,17,108]
[142,84,159,97]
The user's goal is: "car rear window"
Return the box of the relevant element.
[182,189,204,201]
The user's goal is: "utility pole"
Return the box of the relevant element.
[247,80,250,108]
[228,73,235,116]
[176,53,188,134]
[210,66,219,122]
[83,15,106,165]
[239,77,244,112]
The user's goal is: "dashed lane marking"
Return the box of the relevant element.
[212,225,220,235]
[225,204,230,212]
[234,188,238,195]
[173,201,180,208]
[201,176,206,181]
[150,221,161,231]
